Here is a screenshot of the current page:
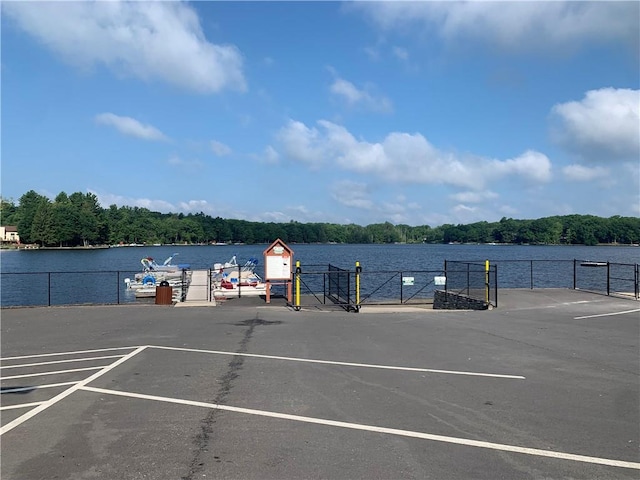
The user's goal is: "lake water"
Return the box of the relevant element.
[1,244,638,307]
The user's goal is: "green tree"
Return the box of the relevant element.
[30,200,56,246]
[17,190,48,244]
[0,197,19,225]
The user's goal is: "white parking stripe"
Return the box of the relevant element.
[1,381,78,393]
[574,309,640,320]
[0,346,140,361]
[1,367,104,381]
[0,355,125,370]
[0,346,147,436]
[150,345,525,380]
[1,402,45,411]
[81,386,640,471]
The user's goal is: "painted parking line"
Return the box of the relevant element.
[1,401,45,411]
[81,385,640,471]
[1,381,78,394]
[0,346,141,362]
[0,355,126,370]
[0,346,147,436]
[574,308,640,320]
[151,345,525,380]
[1,366,105,381]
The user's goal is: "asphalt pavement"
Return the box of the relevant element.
[1,289,639,480]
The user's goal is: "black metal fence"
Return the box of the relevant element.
[478,259,639,300]
[292,263,494,310]
[291,263,356,311]
[0,269,194,307]
[2,259,637,308]
[357,269,443,305]
[1,271,143,307]
[444,260,498,307]
[326,264,352,308]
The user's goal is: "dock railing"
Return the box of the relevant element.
[1,259,637,308]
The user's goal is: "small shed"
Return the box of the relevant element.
[263,239,294,303]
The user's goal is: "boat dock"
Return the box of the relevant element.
[180,269,216,306]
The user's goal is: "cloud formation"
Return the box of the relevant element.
[330,77,392,113]
[95,113,168,141]
[562,164,610,182]
[210,140,232,157]
[353,2,639,52]
[330,181,374,210]
[276,120,552,189]
[450,191,499,204]
[551,88,640,162]
[4,1,246,93]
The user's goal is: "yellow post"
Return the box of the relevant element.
[295,260,301,310]
[355,261,361,309]
[485,260,490,303]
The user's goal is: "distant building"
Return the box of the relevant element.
[0,226,20,243]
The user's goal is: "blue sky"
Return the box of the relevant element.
[2,1,639,227]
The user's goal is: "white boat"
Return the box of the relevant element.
[124,253,192,297]
[132,283,184,300]
[211,256,267,298]
[140,253,190,273]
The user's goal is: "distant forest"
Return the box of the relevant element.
[1,190,639,247]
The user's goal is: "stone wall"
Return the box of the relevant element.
[433,290,489,310]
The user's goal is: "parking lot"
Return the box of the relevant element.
[1,289,639,479]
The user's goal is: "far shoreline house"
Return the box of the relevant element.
[0,226,20,245]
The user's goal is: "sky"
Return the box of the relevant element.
[2,1,639,227]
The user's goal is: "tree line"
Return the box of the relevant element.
[1,190,639,247]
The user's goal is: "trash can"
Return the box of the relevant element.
[155,280,173,305]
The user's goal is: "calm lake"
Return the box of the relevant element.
[1,243,638,307]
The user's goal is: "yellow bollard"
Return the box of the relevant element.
[295,260,301,311]
[485,260,490,304]
[355,261,361,311]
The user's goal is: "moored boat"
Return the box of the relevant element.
[211,256,267,298]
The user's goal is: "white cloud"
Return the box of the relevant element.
[95,113,168,141]
[330,181,374,210]
[450,190,499,204]
[91,190,179,214]
[4,1,246,93]
[263,145,280,164]
[562,164,610,182]
[489,150,552,183]
[330,77,393,113]
[276,120,325,168]
[353,2,639,52]
[276,119,552,189]
[210,140,232,157]
[167,155,204,171]
[551,88,640,161]
[453,204,476,214]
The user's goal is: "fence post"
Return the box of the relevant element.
[607,262,610,296]
[466,263,470,297]
[494,264,498,308]
[444,260,448,292]
[48,272,51,306]
[117,272,121,305]
[485,260,490,303]
[355,261,361,312]
[530,260,533,289]
[573,259,577,290]
[295,261,301,311]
